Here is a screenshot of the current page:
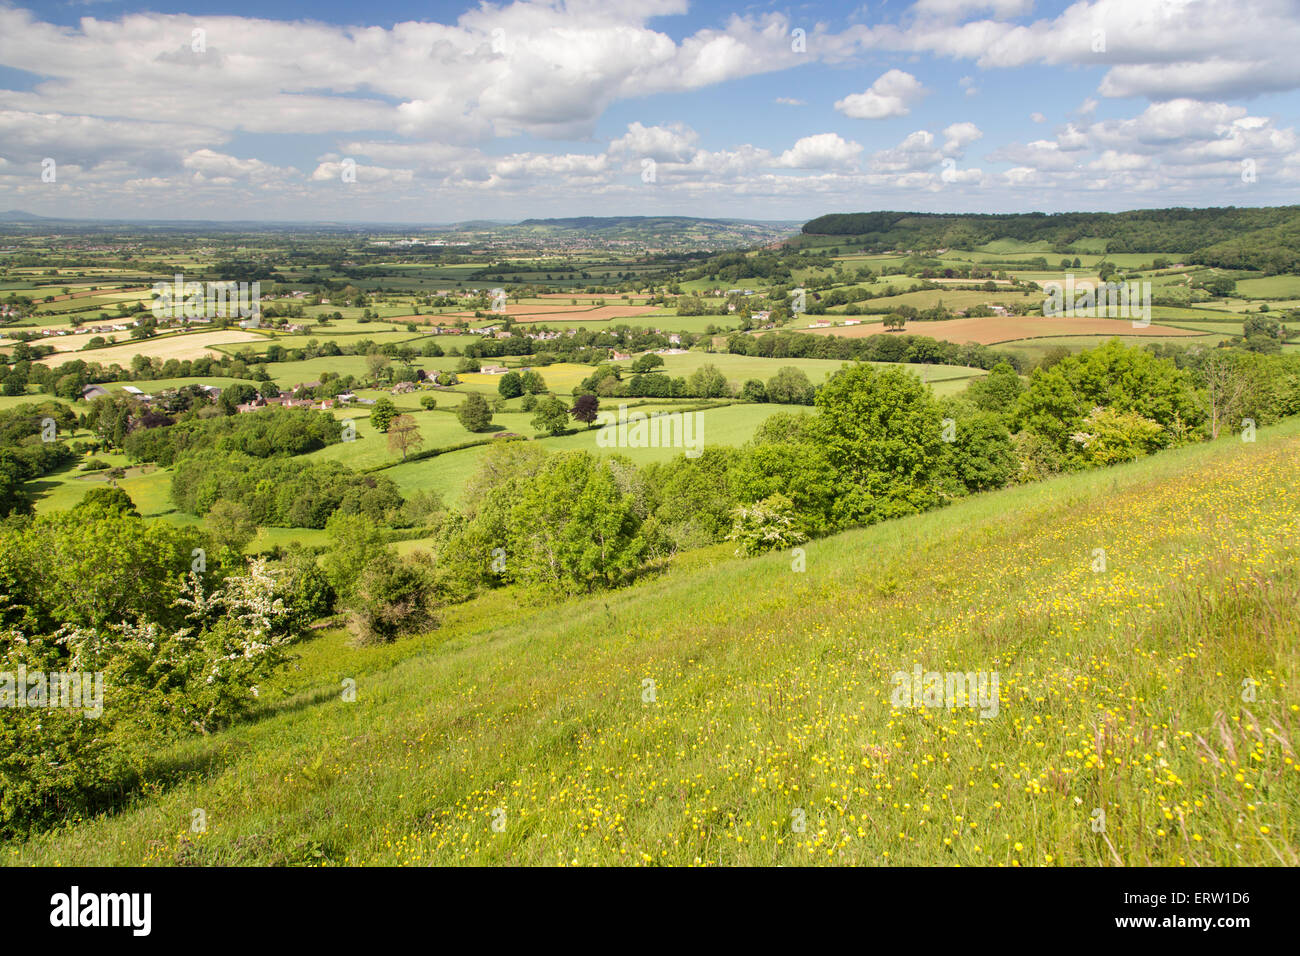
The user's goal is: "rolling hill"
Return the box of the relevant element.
[9,413,1299,866]
[800,207,1300,273]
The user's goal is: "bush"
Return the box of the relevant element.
[0,559,298,837]
[725,493,808,556]
[346,552,439,644]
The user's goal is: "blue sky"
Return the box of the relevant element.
[2,0,1299,222]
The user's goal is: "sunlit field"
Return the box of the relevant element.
[9,416,1297,866]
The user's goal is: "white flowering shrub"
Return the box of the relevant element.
[725,493,808,557]
[0,559,297,835]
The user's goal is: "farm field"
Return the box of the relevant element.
[32,329,264,365]
[12,415,1298,866]
[837,288,1043,312]
[441,305,667,323]
[613,350,986,390]
[5,202,1300,885]
[803,316,1204,345]
[381,401,790,504]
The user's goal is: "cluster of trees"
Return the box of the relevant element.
[0,402,78,517]
[0,498,330,835]
[171,451,403,528]
[117,406,343,465]
[431,341,1300,583]
[726,329,1017,371]
[497,369,548,398]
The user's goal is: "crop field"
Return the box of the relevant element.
[32,329,264,365]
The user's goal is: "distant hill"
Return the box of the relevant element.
[800,207,1300,273]
[517,215,798,230]
[0,210,52,222]
[500,215,801,250]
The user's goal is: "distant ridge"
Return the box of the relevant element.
[517,215,800,229]
[799,206,1300,273]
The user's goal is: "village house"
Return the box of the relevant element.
[479,365,509,375]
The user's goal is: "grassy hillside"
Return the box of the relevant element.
[8,418,1299,867]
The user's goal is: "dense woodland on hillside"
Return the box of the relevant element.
[803,207,1300,273]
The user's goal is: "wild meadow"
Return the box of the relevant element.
[10,415,1297,866]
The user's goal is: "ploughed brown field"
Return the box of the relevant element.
[533,293,652,301]
[799,315,1204,344]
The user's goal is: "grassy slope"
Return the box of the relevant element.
[8,420,1300,867]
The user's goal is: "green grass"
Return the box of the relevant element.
[1234,275,1300,299]
[618,352,986,392]
[9,414,1297,866]
[377,402,788,503]
[30,458,174,516]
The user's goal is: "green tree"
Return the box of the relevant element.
[687,363,729,398]
[1015,339,1200,457]
[457,391,494,432]
[365,351,391,386]
[766,366,815,405]
[964,362,1024,415]
[386,413,423,460]
[345,551,438,644]
[531,395,571,436]
[498,371,524,398]
[72,485,139,519]
[505,452,646,592]
[814,364,943,527]
[322,512,389,605]
[370,397,398,433]
[940,412,1018,492]
[206,499,257,564]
